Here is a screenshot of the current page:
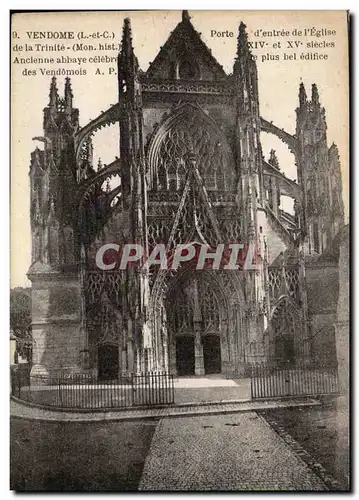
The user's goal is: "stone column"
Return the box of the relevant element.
[192,278,204,376]
[194,326,204,376]
[121,347,128,376]
[127,339,134,374]
[169,338,177,375]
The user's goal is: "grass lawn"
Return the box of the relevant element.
[10,417,157,491]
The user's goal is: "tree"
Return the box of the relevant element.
[10,288,32,361]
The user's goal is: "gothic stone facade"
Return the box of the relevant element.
[28,12,345,379]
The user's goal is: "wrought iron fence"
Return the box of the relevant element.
[132,372,175,406]
[250,363,339,399]
[11,370,175,410]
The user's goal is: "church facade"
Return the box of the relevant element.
[28,11,345,379]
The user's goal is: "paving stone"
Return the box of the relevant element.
[10,398,320,423]
[139,413,327,491]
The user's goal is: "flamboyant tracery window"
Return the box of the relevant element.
[168,277,220,334]
[270,298,306,365]
[151,108,235,192]
[200,284,220,331]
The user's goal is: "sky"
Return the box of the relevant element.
[11,10,349,287]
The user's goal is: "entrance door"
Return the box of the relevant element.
[98,345,119,381]
[176,337,195,375]
[274,334,295,368]
[203,335,221,374]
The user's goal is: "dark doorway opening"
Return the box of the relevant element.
[98,345,119,381]
[176,336,195,375]
[203,335,221,374]
[274,334,295,368]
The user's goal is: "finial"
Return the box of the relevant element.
[64,77,73,111]
[299,82,307,108]
[97,158,103,170]
[49,76,58,108]
[121,17,133,56]
[268,149,280,170]
[182,10,191,22]
[311,83,320,107]
[64,77,73,98]
[236,22,250,59]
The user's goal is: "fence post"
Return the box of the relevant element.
[58,378,62,407]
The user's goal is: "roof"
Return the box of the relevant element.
[145,11,227,81]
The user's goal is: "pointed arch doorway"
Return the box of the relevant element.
[98,344,119,381]
[176,336,195,375]
[167,273,226,376]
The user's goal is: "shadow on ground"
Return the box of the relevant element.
[10,417,157,491]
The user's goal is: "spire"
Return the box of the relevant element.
[118,17,139,98]
[268,149,280,170]
[64,77,73,114]
[311,83,320,107]
[237,22,250,58]
[182,10,191,22]
[329,142,339,156]
[121,17,134,62]
[299,82,307,108]
[49,77,58,109]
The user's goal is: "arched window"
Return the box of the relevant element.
[271,301,297,367]
[200,283,220,331]
[167,276,220,334]
[149,105,235,192]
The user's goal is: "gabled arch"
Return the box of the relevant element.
[268,294,308,364]
[166,270,224,335]
[147,103,236,192]
[269,294,301,322]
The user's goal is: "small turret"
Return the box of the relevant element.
[311,83,320,108]
[64,77,73,115]
[233,22,259,116]
[268,149,280,170]
[299,82,307,109]
[237,22,250,59]
[118,17,139,100]
[48,77,58,112]
[182,10,191,22]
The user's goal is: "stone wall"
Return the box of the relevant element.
[335,226,350,395]
[29,269,84,378]
[306,262,339,365]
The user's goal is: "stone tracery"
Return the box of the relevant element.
[27,12,345,379]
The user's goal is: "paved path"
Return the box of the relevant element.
[139,413,327,491]
[11,397,320,423]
